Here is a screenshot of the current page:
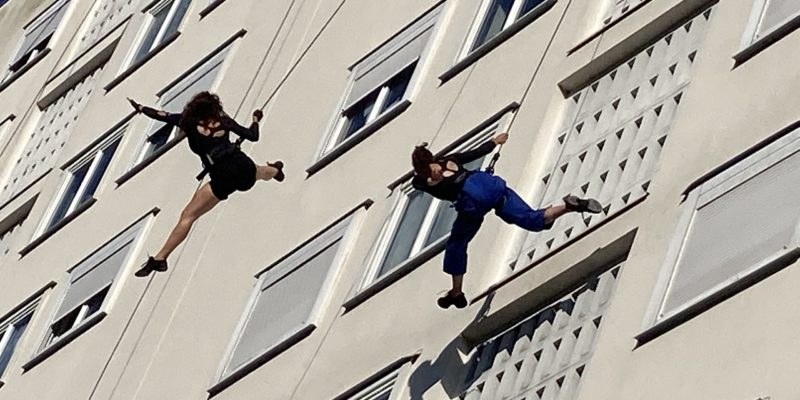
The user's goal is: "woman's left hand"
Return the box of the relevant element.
[492,132,509,145]
[252,109,263,123]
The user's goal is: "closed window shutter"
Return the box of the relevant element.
[343,4,441,110]
[226,215,351,374]
[757,0,800,39]
[662,150,800,314]
[11,0,69,66]
[52,218,145,322]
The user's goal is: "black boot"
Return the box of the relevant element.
[134,256,168,277]
[437,292,468,309]
[269,161,285,182]
[563,195,602,214]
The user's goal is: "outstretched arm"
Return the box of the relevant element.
[223,110,262,142]
[128,98,181,125]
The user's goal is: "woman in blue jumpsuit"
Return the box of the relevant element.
[411,133,602,309]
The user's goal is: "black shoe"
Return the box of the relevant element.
[269,161,285,182]
[437,292,468,309]
[563,195,602,214]
[134,256,168,277]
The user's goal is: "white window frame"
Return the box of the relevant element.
[34,129,123,237]
[120,0,192,70]
[359,116,510,290]
[316,3,444,161]
[460,0,553,59]
[645,129,800,328]
[0,300,37,383]
[3,0,70,81]
[212,209,364,393]
[743,0,800,46]
[334,357,417,400]
[32,215,152,358]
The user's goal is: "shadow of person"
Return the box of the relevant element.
[407,292,495,400]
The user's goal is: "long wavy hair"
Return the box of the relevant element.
[180,91,225,128]
[412,143,434,178]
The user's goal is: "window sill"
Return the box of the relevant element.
[306,100,412,176]
[104,31,182,92]
[19,198,98,257]
[567,0,653,55]
[439,0,557,84]
[115,134,186,187]
[733,13,800,67]
[207,324,316,397]
[0,49,52,94]
[635,246,800,347]
[22,311,107,372]
[200,0,226,18]
[343,237,447,312]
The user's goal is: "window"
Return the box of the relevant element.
[77,0,138,53]
[132,43,229,166]
[0,66,104,205]
[212,212,356,394]
[0,200,34,265]
[362,123,502,288]
[333,357,417,400]
[126,0,192,66]
[38,130,122,234]
[318,3,442,159]
[462,264,621,400]
[602,0,645,25]
[653,129,800,324]
[465,0,550,53]
[506,7,713,275]
[4,0,69,79]
[750,0,800,43]
[39,217,146,350]
[0,301,37,381]
[0,0,10,8]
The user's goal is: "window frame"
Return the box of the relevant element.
[331,355,419,400]
[641,129,800,342]
[3,0,70,82]
[34,129,123,237]
[121,0,191,71]
[735,0,800,64]
[0,299,37,385]
[209,206,365,396]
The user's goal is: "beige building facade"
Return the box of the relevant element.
[0,0,796,399]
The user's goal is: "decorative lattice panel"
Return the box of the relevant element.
[509,7,713,273]
[0,66,104,203]
[603,0,645,25]
[77,0,138,52]
[461,265,620,400]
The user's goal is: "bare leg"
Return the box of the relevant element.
[543,205,569,225]
[450,275,464,295]
[255,164,278,181]
[154,183,220,261]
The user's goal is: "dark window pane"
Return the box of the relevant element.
[380,62,417,113]
[341,91,378,141]
[49,162,91,228]
[378,191,433,277]
[163,0,191,39]
[145,123,174,156]
[78,139,120,205]
[0,313,32,377]
[132,5,171,63]
[519,0,547,18]
[472,0,514,51]
[84,287,109,318]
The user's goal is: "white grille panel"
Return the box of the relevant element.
[77,0,138,53]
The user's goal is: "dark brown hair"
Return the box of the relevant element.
[180,91,224,128]
[412,143,434,177]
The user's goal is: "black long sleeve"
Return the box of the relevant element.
[141,106,181,125]
[223,116,259,142]
[449,140,496,165]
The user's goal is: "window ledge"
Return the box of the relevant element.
[0,49,52,94]
[471,194,647,305]
[343,238,447,312]
[733,13,800,67]
[19,198,98,257]
[200,0,227,18]
[439,0,557,84]
[207,324,316,397]
[567,0,653,55]
[306,100,412,176]
[22,311,107,372]
[115,134,186,187]
[104,31,182,92]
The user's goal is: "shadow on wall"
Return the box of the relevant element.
[407,293,495,400]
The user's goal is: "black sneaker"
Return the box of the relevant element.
[134,256,168,277]
[563,195,602,214]
[269,161,285,182]
[437,292,468,309]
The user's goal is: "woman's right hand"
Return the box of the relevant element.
[492,132,509,145]
[127,98,143,113]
